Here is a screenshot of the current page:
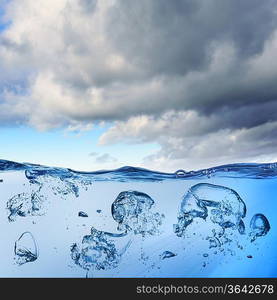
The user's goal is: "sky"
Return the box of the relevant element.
[0,0,277,172]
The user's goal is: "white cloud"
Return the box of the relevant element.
[94,153,117,164]
[99,112,277,171]
[65,121,93,135]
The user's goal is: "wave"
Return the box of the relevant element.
[0,159,277,182]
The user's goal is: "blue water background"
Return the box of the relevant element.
[0,160,276,277]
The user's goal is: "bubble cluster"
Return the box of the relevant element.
[174,183,271,261]
[7,192,45,222]
[174,183,246,238]
[71,190,163,273]
[111,190,164,236]
[70,227,129,271]
[25,169,92,199]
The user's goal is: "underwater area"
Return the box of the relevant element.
[0,159,276,278]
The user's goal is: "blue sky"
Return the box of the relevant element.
[0,125,159,171]
[0,1,10,30]
[1,0,277,172]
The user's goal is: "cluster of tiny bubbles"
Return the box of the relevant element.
[269,163,277,169]
[70,227,127,272]
[202,168,216,178]
[71,190,164,275]
[174,183,271,266]
[7,191,46,222]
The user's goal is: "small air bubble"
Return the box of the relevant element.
[161,251,177,260]
[175,170,186,177]
[78,211,88,217]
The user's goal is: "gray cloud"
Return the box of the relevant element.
[142,120,277,171]
[99,109,277,170]
[88,152,98,157]
[108,0,276,77]
[93,153,117,164]
[1,0,277,169]
[77,0,97,13]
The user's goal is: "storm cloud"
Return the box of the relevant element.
[1,0,277,170]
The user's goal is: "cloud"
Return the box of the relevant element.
[93,153,118,164]
[99,110,277,170]
[65,122,93,135]
[1,0,277,169]
[88,151,118,164]
[88,152,98,157]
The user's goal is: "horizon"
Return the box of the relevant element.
[1,157,277,174]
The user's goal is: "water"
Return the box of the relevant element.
[0,159,276,277]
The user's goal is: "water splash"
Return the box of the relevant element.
[1,159,277,182]
[14,232,38,265]
[25,169,92,199]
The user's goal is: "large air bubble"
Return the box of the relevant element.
[111,190,164,236]
[14,232,38,265]
[174,183,248,256]
[250,213,270,242]
[174,183,246,237]
[70,227,130,272]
